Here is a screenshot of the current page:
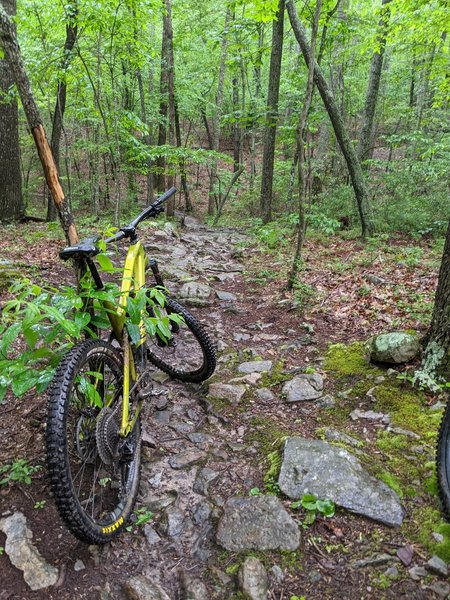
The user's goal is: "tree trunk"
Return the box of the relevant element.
[249,23,264,193]
[288,0,322,289]
[155,0,172,193]
[286,0,375,239]
[357,0,391,164]
[47,3,78,221]
[0,3,78,244]
[208,8,231,216]
[423,220,450,379]
[174,98,192,212]
[259,0,285,224]
[0,0,23,223]
[164,0,176,217]
[232,74,241,171]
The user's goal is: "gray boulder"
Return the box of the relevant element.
[0,512,59,591]
[370,332,420,364]
[278,437,404,527]
[216,495,300,551]
[282,374,323,402]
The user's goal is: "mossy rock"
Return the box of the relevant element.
[370,331,420,364]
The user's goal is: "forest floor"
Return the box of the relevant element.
[0,214,449,600]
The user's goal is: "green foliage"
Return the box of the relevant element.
[0,249,177,401]
[0,459,41,486]
[291,493,336,526]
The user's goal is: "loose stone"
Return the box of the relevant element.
[349,409,390,424]
[282,373,324,402]
[216,290,237,301]
[193,468,219,496]
[208,383,247,405]
[238,360,273,374]
[0,512,59,591]
[238,557,268,600]
[169,450,205,470]
[216,495,300,551]
[408,565,427,580]
[124,575,172,600]
[426,555,448,577]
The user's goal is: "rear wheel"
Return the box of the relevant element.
[146,297,216,383]
[46,339,141,544]
[437,400,450,519]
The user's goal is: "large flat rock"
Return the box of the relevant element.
[278,437,404,527]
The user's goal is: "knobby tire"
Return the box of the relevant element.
[46,339,141,544]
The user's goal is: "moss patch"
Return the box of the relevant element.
[373,381,441,437]
[264,450,282,494]
[324,342,381,377]
[245,416,289,455]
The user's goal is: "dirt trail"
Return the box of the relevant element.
[0,218,447,599]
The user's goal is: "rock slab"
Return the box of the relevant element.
[0,512,59,591]
[278,437,404,527]
[370,332,420,364]
[216,495,300,551]
[238,360,273,374]
[208,383,247,404]
[283,373,323,402]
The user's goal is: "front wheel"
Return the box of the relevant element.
[437,399,450,519]
[46,339,141,544]
[146,297,216,383]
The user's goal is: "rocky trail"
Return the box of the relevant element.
[0,217,449,600]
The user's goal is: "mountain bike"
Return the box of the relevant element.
[437,398,450,520]
[46,187,216,544]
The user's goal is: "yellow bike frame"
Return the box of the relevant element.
[104,240,147,437]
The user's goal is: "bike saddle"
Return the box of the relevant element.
[59,237,100,260]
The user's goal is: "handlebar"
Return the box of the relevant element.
[105,186,177,244]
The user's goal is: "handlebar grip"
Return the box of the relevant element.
[130,187,177,228]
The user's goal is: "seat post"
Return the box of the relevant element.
[86,257,104,290]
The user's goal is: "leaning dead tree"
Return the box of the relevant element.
[286,0,375,239]
[0,4,79,245]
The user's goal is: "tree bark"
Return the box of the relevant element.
[208,8,231,216]
[155,0,173,194]
[259,0,285,224]
[0,0,23,223]
[286,0,375,239]
[0,3,78,244]
[47,3,78,221]
[357,0,391,164]
[423,219,450,378]
[288,0,322,290]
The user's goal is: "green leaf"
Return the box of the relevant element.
[97,254,115,273]
[78,377,103,408]
[0,323,21,355]
[11,371,39,397]
[74,312,91,330]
